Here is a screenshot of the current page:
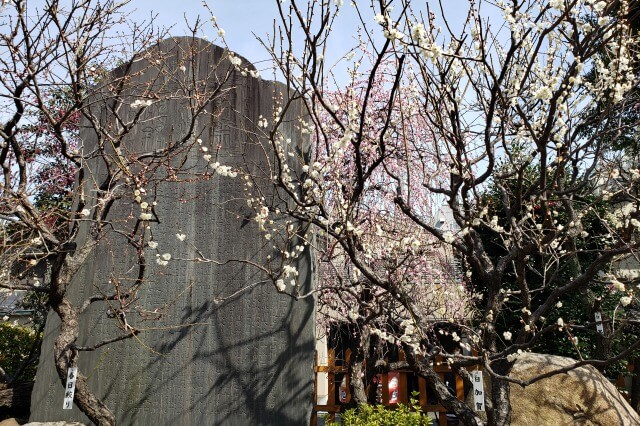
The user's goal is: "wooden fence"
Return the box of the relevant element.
[312,349,470,425]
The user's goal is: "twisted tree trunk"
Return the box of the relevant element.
[51,296,115,426]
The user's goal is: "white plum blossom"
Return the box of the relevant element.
[130,99,153,109]
[611,277,626,292]
[620,296,632,307]
[228,54,242,67]
[534,86,553,101]
[443,231,455,244]
[592,1,607,12]
[549,0,564,10]
[610,168,620,179]
[210,162,237,177]
[276,279,286,292]
[503,331,512,341]
[148,241,158,249]
[384,27,405,41]
[155,253,170,266]
[80,208,91,217]
[140,212,153,221]
[257,115,269,128]
[282,264,298,278]
[411,23,426,41]
[255,206,269,230]
[176,233,186,241]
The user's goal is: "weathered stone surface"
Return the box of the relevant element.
[509,353,639,425]
[0,418,20,426]
[24,422,84,426]
[30,38,314,425]
[0,382,32,419]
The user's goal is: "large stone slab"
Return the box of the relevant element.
[30,38,315,425]
[509,352,639,425]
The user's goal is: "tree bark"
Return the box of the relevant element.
[488,378,511,426]
[51,292,115,425]
[349,359,369,405]
[403,349,485,425]
[347,321,370,406]
[631,357,640,413]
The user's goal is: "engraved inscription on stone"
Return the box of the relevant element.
[30,37,315,426]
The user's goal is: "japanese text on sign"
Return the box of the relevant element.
[62,367,77,410]
[471,371,485,412]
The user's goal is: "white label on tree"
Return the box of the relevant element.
[594,312,604,334]
[62,367,78,410]
[471,370,485,411]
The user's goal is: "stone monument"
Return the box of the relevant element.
[30,37,315,425]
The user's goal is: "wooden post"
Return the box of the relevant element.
[456,374,464,401]
[439,412,448,426]
[312,350,318,426]
[398,371,408,404]
[328,348,336,423]
[381,373,390,406]
[398,350,408,404]
[419,377,427,408]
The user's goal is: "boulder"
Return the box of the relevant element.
[0,382,32,419]
[509,352,639,425]
[0,419,20,426]
[23,423,84,426]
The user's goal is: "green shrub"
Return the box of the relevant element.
[0,321,41,382]
[332,399,431,426]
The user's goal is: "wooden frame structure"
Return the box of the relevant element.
[312,349,471,425]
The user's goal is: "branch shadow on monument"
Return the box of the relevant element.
[29,37,315,426]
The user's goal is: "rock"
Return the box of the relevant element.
[29,37,314,426]
[0,419,20,426]
[0,382,33,418]
[23,423,85,426]
[509,352,640,425]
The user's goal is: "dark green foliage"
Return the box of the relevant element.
[0,322,42,383]
[330,399,430,426]
[472,163,639,376]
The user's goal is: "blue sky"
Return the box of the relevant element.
[136,1,489,74]
[147,1,283,64]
